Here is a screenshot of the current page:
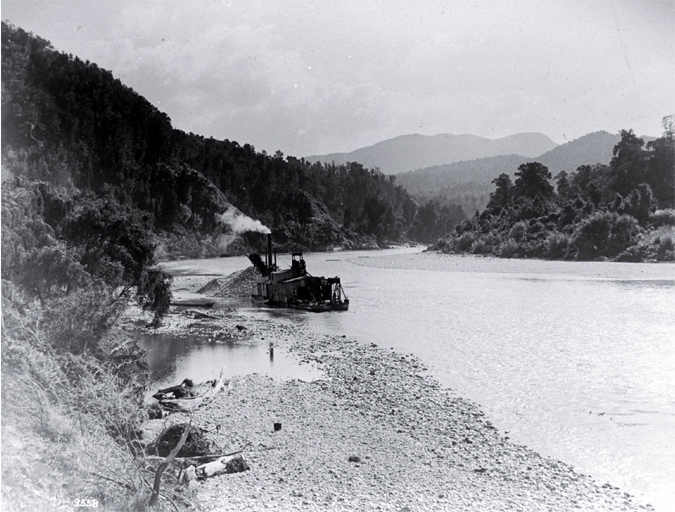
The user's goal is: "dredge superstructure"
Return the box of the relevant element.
[248,234,349,312]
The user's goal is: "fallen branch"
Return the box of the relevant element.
[149,421,191,507]
[153,379,195,400]
[147,442,252,464]
[157,367,228,413]
[192,311,218,319]
[179,455,247,483]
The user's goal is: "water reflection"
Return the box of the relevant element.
[138,332,322,399]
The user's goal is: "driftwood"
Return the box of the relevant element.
[153,379,195,400]
[147,443,252,465]
[192,311,218,319]
[179,443,251,483]
[156,368,229,413]
[170,300,216,308]
[149,420,191,507]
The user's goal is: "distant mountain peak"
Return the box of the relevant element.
[305,132,558,174]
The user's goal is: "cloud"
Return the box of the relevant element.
[3,0,672,155]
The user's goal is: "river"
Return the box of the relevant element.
[141,248,675,511]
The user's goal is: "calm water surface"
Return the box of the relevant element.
[147,249,675,511]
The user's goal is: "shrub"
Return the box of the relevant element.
[498,238,519,258]
[617,225,675,262]
[607,214,640,256]
[616,244,653,262]
[455,232,475,252]
[509,221,528,242]
[519,238,548,257]
[528,220,545,234]
[546,232,571,259]
[573,211,639,260]
[471,238,488,254]
[650,209,675,227]
[657,235,675,261]
[644,226,675,261]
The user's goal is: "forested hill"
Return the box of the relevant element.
[1,22,460,257]
[434,127,675,262]
[396,131,635,214]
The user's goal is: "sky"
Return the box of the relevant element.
[3,0,673,157]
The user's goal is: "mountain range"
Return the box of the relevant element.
[395,131,626,196]
[307,130,656,213]
[305,132,559,175]
[393,130,658,213]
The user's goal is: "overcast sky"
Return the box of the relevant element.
[3,0,673,157]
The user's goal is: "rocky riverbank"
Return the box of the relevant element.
[140,324,650,509]
[134,265,656,511]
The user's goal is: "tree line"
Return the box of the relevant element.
[2,22,464,252]
[437,123,675,261]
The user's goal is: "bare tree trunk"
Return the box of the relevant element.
[149,421,191,507]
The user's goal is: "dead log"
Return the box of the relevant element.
[193,311,218,319]
[149,420,191,507]
[180,455,249,483]
[178,442,251,483]
[156,367,229,413]
[147,442,252,465]
[153,379,195,400]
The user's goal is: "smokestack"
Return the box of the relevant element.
[267,233,273,272]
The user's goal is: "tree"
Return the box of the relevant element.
[137,268,173,322]
[623,183,656,225]
[514,162,554,200]
[645,116,675,208]
[554,171,572,199]
[487,173,514,211]
[609,129,647,197]
[60,197,156,288]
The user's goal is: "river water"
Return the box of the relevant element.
[142,248,675,511]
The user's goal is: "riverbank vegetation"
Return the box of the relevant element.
[0,20,461,510]
[1,179,186,509]
[435,122,675,261]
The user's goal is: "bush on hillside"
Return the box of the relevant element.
[572,211,640,260]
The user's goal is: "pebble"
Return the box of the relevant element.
[139,269,651,511]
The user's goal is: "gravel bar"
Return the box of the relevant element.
[179,323,651,512]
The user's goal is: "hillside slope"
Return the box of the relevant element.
[1,22,453,252]
[394,131,648,212]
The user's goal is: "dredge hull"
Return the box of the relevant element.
[249,238,349,312]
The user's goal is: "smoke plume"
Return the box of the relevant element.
[218,207,271,235]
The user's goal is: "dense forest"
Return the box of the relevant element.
[435,125,675,261]
[395,131,632,217]
[1,22,463,258]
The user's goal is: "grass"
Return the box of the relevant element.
[1,291,195,511]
